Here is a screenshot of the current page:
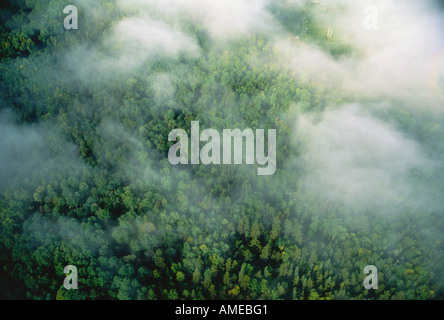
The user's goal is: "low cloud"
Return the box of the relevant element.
[117,0,277,40]
[0,110,88,192]
[293,105,437,214]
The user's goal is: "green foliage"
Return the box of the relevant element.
[0,0,442,301]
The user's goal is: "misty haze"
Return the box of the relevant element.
[1,0,444,301]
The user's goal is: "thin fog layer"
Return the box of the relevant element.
[294,106,438,214]
[0,111,89,192]
[116,0,276,39]
[274,1,444,107]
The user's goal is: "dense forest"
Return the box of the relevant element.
[1,0,444,300]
